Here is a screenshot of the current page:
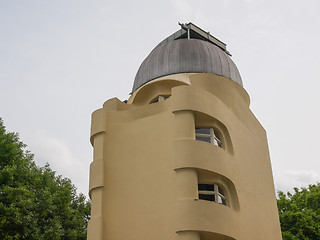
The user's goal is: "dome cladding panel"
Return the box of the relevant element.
[133,39,243,92]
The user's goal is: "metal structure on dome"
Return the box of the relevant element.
[158,22,229,55]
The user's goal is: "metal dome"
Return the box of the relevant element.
[132,38,243,92]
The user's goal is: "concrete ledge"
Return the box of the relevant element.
[89,160,104,197]
[172,85,231,124]
[173,139,234,180]
[175,199,239,239]
[90,109,106,145]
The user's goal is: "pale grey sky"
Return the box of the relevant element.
[1,0,320,196]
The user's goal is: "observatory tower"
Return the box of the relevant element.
[87,23,282,240]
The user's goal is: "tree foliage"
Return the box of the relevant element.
[277,183,320,240]
[0,118,90,240]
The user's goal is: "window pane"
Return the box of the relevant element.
[213,138,219,146]
[199,194,215,201]
[198,184,214,191]
[151,95,170,104]
[196,136,211,143]
[213,130,223,145]
[222,198,227,206]
[196,128,210,135]
[218,186,225,196]
[151,98,159,103]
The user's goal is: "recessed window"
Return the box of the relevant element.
[150,95,170,104]
[198,183,227,205]
[195,127,222,147]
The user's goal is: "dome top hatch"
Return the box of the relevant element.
[132,23,242,92]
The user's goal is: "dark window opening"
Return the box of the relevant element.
[150,95,170,104]
[195,127,223,148]
[198,183,227,206]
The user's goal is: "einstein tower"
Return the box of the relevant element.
[87,23,282,240]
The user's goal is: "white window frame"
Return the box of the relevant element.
[198,183,227,205]
[195,127,223,148]
[150,95,169,103]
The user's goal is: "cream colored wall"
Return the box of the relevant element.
[88,73,282,240]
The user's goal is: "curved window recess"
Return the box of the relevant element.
[150,95,170,104]
[196,127,223,148]
[197,169,240,211]
[129,79,187,105]
[194,111,234,154]
[198,183,227,205]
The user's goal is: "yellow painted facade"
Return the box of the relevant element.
[88,73,282,240]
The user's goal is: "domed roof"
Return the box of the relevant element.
[132,38,243,92]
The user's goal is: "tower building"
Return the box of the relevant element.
[87,23,282,240]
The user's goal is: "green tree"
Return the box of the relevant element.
[277,183,320,240]
[0,118,91,240]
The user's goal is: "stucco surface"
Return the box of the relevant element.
[88,73,282,240]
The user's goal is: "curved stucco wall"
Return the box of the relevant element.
[88,73,282,240]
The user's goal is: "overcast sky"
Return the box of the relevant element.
[1,0,320,197]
